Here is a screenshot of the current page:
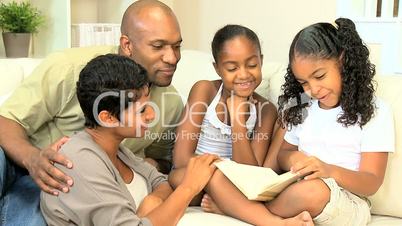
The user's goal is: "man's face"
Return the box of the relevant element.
[129,13,182,87]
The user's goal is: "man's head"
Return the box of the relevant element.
[120,0,182,87]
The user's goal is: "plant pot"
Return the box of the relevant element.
[2,32,31,58]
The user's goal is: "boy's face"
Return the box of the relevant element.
[117,93,155,138]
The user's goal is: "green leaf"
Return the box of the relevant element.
[0,1,45,33]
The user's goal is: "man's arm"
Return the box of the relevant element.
[0,52,80,194]
[0,116,73,195]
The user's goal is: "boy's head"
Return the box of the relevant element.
[77,54,151,131]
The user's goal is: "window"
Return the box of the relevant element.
[337,0,402,75]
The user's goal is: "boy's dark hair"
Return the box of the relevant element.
[76,54,149,128]
[278,18,376,128]
[211,24,262,63]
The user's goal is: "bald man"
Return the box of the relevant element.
[0,1,183,225]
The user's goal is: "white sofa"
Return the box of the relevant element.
[0,58,43,105]
[1,50,401,225]
[174,50,402,226]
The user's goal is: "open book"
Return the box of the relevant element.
[215,160,304,201]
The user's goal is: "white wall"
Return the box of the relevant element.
[1,0,336,60]
[31,0,70,57]
[72,0,174,24]
[1,0,172,57]
[337,0,402,75]
[174,0,337,62]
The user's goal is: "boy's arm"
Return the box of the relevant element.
[136,182,172,217]
[145,154,218,226]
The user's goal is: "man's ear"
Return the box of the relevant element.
[213,62,222,78]
[119,35,132,57]
[98,110,119,127]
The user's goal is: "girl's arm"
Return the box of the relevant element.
[230,96,278,166]
[172,80,216,168]
[278,141,388,196]
[277,140,306,171]
[313,152,387,196]
[229,96,277,166]
[262,122,286,173]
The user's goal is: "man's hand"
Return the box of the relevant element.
[26,136,74,195]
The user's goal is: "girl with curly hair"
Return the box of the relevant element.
[276,18,395,225]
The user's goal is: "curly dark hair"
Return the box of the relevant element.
[278,18,376,128]
[76,54,149,128]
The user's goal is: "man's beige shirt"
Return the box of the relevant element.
[0,45,183,160]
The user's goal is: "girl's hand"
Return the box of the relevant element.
[291,156,333,180]
[226,95,253,124]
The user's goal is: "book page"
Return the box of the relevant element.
[215,160,302,201]
[257,171,301,201]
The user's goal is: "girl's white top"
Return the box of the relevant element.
[285,98,395,171]
[195,84,257,159]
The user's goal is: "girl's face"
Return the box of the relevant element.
[291,55,342,109]
[214,36,262,98]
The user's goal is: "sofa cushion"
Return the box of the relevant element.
[257,62,287,106]
[173,50,218,103]
[0,60,24,105]
[0,58,43,105]
[368,215,402,226]
[0,60,24,97]
[368,75,402,218]
[178,207,251,226]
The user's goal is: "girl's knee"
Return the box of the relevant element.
[287,179,330,217]
[208,170,225,185]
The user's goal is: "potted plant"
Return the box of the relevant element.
[0,1,44,58]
